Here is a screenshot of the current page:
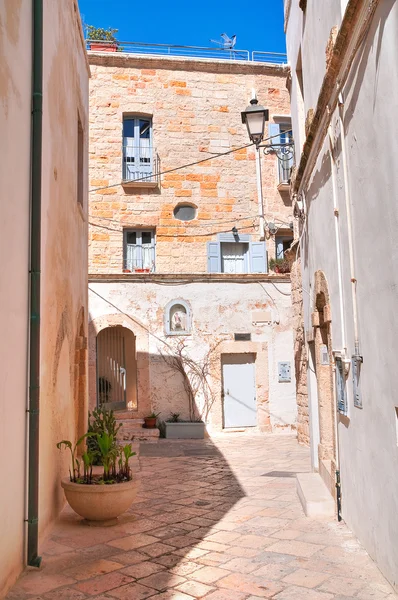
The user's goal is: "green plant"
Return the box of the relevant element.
[146,412,161,419]
[169,412,181,423]
[87,407,122,464]
[56,433,94,483]
[269,257,290,273]
[86,25,118,42]
[57,432,136,485]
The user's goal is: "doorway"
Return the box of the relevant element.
[96,326,137,411]
[222,354,256,428]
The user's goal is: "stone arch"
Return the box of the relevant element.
[311,270,336,496]
[88,313,150,417]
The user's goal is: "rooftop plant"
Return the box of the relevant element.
[86,25,118,42]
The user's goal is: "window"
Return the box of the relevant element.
[77,114,84,207]
[123,230,155,273]
[221,242,248,274]
[123,116,153,182]
[207,234,267,274]
[173,204,197,221]
[268,120,294,185]
[275,234,293,259]
[165,300,191,336]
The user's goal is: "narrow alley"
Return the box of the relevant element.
[6,435,396,600]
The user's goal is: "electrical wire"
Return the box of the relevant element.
[89,129,293,194]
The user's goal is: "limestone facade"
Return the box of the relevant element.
[88,52,298,434]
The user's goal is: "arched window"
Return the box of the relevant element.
[165,300,192,336]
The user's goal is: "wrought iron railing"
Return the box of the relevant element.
[86,40,288,65]
[123,246,155,273]
[122,144,160,185]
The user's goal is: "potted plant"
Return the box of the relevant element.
[87,407,122,465]
[269,257,291,274]
[86,25,119,52]
[144,412,160,429]
[164,412,205,439]
[57,426,137,524]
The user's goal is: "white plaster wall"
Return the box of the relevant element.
[0,1,32,594]
[89,280,297,431]
[287,0,398,589]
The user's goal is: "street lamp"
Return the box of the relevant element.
[241,98,269,147]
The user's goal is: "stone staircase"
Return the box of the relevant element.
[115,411,160,443]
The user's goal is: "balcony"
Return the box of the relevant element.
[122,144,160,188]
[123,245,155,273]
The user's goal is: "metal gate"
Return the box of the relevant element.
[96,327,127,410]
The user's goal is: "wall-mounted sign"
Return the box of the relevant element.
[352,355,362,409]
[320,344,329,365]
[278,361,291,382]
[335,356,347,414]
[234,333,251,341]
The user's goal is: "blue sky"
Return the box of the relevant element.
[78,0,286,54]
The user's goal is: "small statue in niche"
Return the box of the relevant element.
[170,304,187,332]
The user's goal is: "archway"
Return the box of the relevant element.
[96,326,137,411]
[312,271,336,496]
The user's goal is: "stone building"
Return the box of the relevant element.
[0,0,89,595]
[88,48,298,437]
[285,0,398,590]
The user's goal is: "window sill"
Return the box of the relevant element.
[122,180,159,189]
[277,181,290,192]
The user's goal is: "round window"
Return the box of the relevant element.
[173,204,196,221]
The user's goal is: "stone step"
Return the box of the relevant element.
[117,422,160,443]
[296,472,335,518]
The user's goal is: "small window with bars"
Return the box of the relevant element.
[123,230,155,273]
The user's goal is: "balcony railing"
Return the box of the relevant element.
[123,246,155,273]
[87,40,288,65]
[122,144,160,185]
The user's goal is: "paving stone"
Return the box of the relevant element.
[138,572,186,591]
[73,572,134,595]
[282,567,331,588]
[6,436,398,600]
[175,580,215,597]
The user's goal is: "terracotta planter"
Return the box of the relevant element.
[89,42,118,52]
[61,478,138,523]
[144,417,157,429]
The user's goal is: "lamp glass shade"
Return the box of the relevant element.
[245,111,265,138]
[241,102,269,145]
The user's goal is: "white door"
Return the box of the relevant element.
[222,354,257,427]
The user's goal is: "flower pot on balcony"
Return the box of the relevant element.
[89,42,118,52]
[123,268,131,273]
[135,268,145,273]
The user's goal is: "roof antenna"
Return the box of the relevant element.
[210,33,237,50]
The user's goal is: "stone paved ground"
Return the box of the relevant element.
[6,434,397,600]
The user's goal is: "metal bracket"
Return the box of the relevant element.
[25,517,39,525]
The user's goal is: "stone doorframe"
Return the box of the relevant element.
[209,340,269,433]
[311,270,337,497]
[88,313,151,417]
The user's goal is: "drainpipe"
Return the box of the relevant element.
[327,126,343,519]
[338,97,360,358]
[27,0,43,568]
[255,147,265,240]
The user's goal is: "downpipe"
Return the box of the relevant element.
[26,0,43,568]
